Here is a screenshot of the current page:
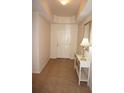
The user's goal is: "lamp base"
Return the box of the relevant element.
[80,54,86,61]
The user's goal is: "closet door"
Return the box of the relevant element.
[56,24,71,58]
[50,24,77,59]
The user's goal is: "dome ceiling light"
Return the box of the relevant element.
[58,0,71,5]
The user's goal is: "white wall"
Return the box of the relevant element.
[50,24,57,58]
[32,12,40,73]
[39,13,50,72]
[32,12,50,73]
[53,16,76,23]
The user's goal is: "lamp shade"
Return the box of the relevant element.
[80,38,89,47]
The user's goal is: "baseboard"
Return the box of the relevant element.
[32,68,40,74]
[39,58,50,73]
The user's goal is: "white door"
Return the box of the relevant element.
[50,24,78,59]
[56,24,71,58]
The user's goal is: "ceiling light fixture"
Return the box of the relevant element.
[58,0,70,5]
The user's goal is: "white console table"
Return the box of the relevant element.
[74,53,90,85]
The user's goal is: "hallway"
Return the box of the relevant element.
[32,59,91,93]
[32,0,92,92]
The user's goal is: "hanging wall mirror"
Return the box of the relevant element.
[83,21,92,46]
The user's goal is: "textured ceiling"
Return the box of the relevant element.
[47,0,81,17]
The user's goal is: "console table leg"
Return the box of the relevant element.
[78,67,81,85]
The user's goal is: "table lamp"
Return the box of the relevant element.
[80,38,90,58]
